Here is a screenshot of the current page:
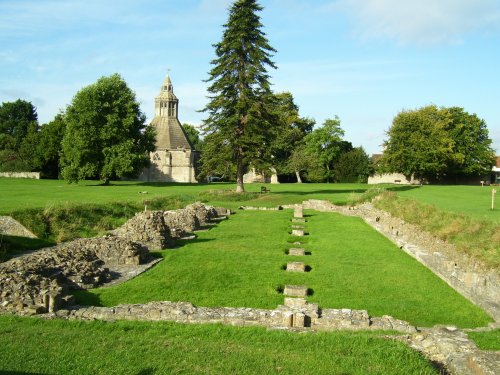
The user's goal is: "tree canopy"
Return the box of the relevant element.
[0,99,39,172]
[201,0,277,192]
[303,117,345,182]
[269,92,314,181]
[60,74,155,184]
[381,105,495,181]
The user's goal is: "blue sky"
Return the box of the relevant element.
[1,0,499,155]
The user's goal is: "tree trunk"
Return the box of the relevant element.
[295,170,302,183]
[236,159,245,193]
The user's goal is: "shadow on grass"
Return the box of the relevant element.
[173,237,215,249]
[0,235,55,261]
[71,289,103,307]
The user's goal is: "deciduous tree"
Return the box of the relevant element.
[303,117,345,182]
[61,74,155,184]
[0,99,39,171]
[381,105,494,181]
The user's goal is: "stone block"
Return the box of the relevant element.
[292,218,305,223]
[293,312,305,328]
[294,206,303,218]
[288,248,305,256]
[284,297,307,307]
[284,285,308,297]
[286,262,305,272]
[291,225,304,230]
[291,229,304,236]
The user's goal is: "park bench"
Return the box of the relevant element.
[260,186,270,193]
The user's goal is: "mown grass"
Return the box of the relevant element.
[374,192,500,268]
[398,185,500,222]
[0,315,440,375]
[75,210,491,328]
[467,329,500,350]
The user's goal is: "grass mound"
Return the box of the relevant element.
[374,192,500,269]
[9,195,192,244]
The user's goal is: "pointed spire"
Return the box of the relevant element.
[161,74,173,93]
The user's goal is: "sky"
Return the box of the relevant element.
[1,0,499,155]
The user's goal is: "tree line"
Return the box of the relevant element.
[0,0,495,189]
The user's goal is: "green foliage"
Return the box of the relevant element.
[0,99,39,171]
[334,146,370,183]
[61,74,156,184]
[467,329,500,350]
[201,0,277,192]
[381,105,495,181]
[269,92,315,179]
[0,316,439,375]
[303,117,345,182]
[33,113,66,178]
[446,107,495,178]
[181,123,203,151]
[374,191,500,268]
[79,210,490,328]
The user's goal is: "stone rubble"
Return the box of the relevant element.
[0,202,222,316]
[403,326,500,375]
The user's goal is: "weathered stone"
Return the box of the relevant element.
[291,229,305,236]
[284,297,307,308]
[112,211,173,250]
[294,205,303,218]
[286,262,305,272]
[291,225,304,230]
[292,218,306,223]
[288,248,305,256]
[284,285,308,297]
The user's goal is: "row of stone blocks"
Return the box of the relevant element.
[282,205,310,328]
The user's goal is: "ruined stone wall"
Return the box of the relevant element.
[47,300,416,333]
[112,211,173,250]
[298,199,500,321]
[0,203,223,315]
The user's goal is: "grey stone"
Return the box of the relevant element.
[286,262,306,272]
[288,248,305,256]
[284,285,308,297]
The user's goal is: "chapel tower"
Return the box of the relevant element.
[139,75,197,182]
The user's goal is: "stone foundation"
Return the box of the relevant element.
[291,199,500,322]
[1,202,224,316]
[44,299,417,333]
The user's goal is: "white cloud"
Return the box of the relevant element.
[330,0,500,45]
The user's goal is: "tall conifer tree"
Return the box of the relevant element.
[202,0,277,192]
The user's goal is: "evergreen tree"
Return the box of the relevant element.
[201,0,277,192]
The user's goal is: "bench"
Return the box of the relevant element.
[260,186,270,193]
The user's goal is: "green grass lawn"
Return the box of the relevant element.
[467,329,500,350]
[75,210,491,328]
[0,315,439,375]
[398,185,500,222]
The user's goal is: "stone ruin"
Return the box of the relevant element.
[0,202,225,316]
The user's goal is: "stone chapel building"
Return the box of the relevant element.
[139,75,197,183]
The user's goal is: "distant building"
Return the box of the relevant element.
[493,156,500,184]
[139,75,197,183]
